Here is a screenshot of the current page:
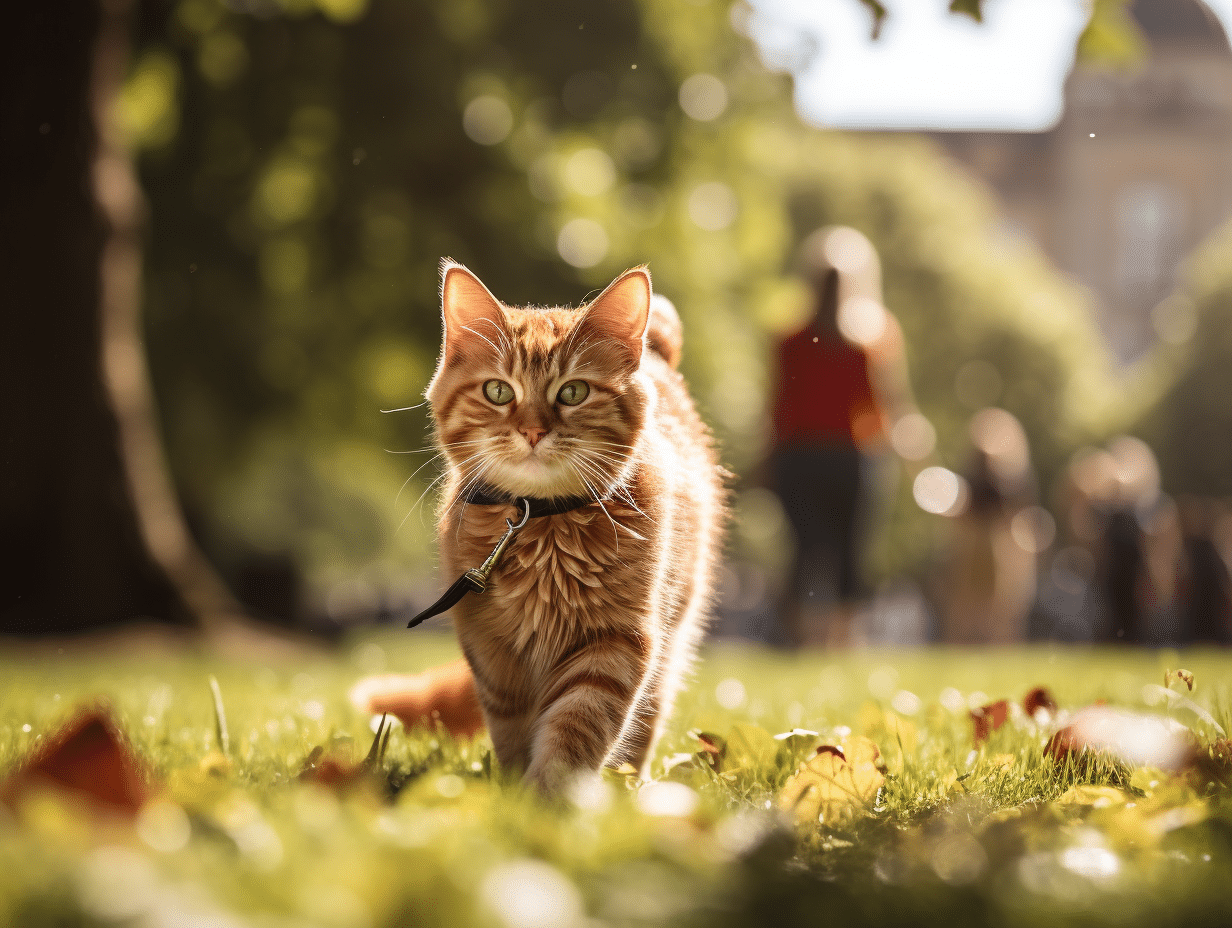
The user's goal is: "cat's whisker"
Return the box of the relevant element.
[379,400,429,413]
[398,447,497,529]
[393,452,445,509]
[565,460,621,554]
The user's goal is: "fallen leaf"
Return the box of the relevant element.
[1055,784,1131,809]
[970,700,1009,745]
[778,735,885,828]
[1023,687,1058,719]
[689,730,725,757]
[1165,669,1194,692]
[1046,706,1199,772]
[0,706,153,816]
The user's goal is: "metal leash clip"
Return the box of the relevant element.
[463,498,531,593]
[406,498,531,628]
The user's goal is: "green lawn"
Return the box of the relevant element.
[2,633,1231,927]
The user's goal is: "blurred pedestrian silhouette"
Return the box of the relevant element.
[1177,497,1232,644]
[768,227,917,647]
[937,408,1039,644]
[1046,437,1190,644]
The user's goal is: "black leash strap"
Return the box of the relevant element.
[407,498,531,629]
[406,487,602,629]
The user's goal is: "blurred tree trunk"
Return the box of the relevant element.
[0,0,240,634]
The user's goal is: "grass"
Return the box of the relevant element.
[2,632,1232,927]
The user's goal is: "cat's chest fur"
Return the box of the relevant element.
[446,498,655,666]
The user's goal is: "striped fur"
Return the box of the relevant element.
[423,261,726,792]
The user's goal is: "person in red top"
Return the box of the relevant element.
[770,227,918,647]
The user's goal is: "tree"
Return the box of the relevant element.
[1,0,238,633]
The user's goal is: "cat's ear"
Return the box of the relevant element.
[440,261,508,359]
[579,267,651,373]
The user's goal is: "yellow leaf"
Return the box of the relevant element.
[778,737,885,828]
[883,712,918,756]
[1056,785,1130,809]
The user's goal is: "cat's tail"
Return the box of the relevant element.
[646,294,683,369]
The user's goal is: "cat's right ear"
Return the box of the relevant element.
[438,260,508,366]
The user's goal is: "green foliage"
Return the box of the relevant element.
[1077,0,1148,68]
[134,0,1113,593]
[1135,220,1232,497]
[3,639,1232,927]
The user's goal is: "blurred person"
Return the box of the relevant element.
[768,227,919,647]
[1082,436,1182,644]
[1177,497,1232,644]
[937,408,1038,644]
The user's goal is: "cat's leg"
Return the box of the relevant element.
[483,709,534,777]
[459,642,535,775]
[524,630,649,793]
[607,686,662,777]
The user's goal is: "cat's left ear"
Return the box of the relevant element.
[580,267,651,373]
[439,261,508,366]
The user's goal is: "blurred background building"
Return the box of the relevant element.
[932,0,1232,361]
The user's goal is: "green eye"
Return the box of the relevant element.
[483,379,514,405]
[556,380,590,406]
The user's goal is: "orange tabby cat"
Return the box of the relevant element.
[387,261,725,792]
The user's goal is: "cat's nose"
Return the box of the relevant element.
[520,426,548,448]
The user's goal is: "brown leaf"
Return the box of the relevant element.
[1045,706,1199,772]
[779,735,885,828]
[0,706,154,816]
[970,700,1009,745]
[1023,686,1058,719]
[1165,669,1195,692]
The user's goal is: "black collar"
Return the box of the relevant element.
[463,483,596,519]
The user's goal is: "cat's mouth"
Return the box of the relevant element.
[487,450,589,498]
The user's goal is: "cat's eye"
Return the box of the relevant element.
[556,380,590,406]
[482,379,515,405]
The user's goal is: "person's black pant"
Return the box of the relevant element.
[772,444,873,642]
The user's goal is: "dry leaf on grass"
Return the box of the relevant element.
[1165,669,1194,692]
[778,735,886,828]
[1023,686,1058,719]
[970,700,1009,745]
[0,706,154,816]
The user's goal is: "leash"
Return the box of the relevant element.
[406,487,595,628]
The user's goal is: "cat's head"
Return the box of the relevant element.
[425,262,652,500]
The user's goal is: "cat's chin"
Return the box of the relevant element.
[485,458,591,500]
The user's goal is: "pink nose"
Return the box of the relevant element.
[520,426,547,448]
